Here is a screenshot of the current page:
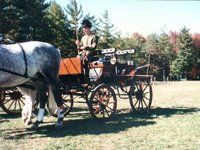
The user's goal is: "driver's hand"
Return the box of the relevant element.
[80,46,87,50]
[75,40,80,45]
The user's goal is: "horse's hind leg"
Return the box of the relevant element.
[44,71,64,128]
[49,80,65,128]
[31,79,48,129]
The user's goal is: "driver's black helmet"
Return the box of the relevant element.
[82,19,92,28]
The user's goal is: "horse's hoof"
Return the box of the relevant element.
[25,120,32,126]
[31,121,42,130]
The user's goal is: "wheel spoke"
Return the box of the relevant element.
[140,99,144,110]
[142,98,148,108]
[3,99,13,105]
[107,101,115,104]
[63,103,70,108]
[104,104,114,111]
[133,99,139,108]
[142,84,149,93]
[90,85,116,119]
[104,107,110,117]
[18,99,22,110]
[19,99,25,105]
[143,96,150,101]
[93,97,100,102]
[14,100,17,112]
[7,100,15,110]
[143,91,150,95]
[138,100,141,109]
[135,84,140,91]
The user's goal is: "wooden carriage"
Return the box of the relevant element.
[1,48,153,119]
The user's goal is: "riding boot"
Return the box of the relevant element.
[31,108,45,129]
[55,107,64,128]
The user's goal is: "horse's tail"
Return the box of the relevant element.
[47,86,58,115]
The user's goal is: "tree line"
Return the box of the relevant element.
[0,0,200,80]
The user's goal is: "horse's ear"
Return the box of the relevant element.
[5,38,14,44]
[0,34,14,44]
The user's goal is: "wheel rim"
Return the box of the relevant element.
[90,85,117,119]
[62,94,73,116]
[129,81,152,113]
[1,88,25,114]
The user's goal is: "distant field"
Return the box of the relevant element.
[0,81,200,150]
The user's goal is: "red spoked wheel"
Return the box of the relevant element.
[0,87,25,114]
[129,81,153,113]
[88,84,117,119]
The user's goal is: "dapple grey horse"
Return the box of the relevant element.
[0,41,64,129]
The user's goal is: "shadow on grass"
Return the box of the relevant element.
[149,107,200,118]
[2,106,200,140]
[0,110,21,123]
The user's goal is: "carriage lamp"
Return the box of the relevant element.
[127,60,134,65]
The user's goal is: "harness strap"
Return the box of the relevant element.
[18,43,28,78]
[0,67,32,79]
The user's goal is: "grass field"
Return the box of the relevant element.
[0,81,200,150]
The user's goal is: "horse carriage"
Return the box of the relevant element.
[0,47,153,119]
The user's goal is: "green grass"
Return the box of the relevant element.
[0,81,200,150]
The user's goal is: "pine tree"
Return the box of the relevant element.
[65,0,83,41]
[157,32,174,80]
[0,0,7,33]
[171,27,195,79]
[98,10,114,49]
[15,0,50,41]
[112,31,126,49]
[132,32,146,51]
[46,1,74,57]
[144,34,163,80]
[192,33,200,79]
[0,0,21,40]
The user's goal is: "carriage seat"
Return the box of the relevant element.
[59,57,82,75]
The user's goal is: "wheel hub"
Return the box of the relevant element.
[10,91,23,100]
[136,90,143,100]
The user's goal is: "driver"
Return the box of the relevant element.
[75,19,98,63]
[75,19,98,83]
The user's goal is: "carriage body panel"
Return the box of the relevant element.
[59,57,82,75]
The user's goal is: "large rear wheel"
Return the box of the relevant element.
[129,81,152,113]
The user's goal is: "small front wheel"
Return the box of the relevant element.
[88,84,117,119]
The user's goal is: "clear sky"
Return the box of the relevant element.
[46,0,200,37]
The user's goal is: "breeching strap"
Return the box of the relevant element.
[18,43,28,78]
